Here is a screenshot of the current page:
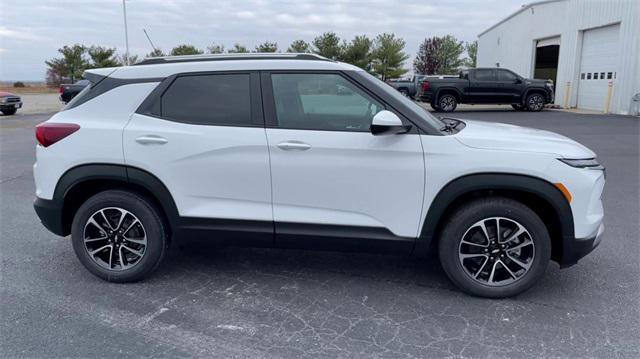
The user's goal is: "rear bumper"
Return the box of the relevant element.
[560,223,604,267]
[34,197,67,236]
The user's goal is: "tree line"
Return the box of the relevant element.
[45,33,477,86]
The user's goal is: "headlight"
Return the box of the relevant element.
[559,158,604,170]
[0,97,7,103]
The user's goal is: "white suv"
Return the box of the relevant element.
[33,54,605,297]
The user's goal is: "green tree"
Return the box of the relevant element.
[228,43,249,53]
[465,40,477,68]
[146,48,165,58]
[170,44,203,56]
[118,54,139,65]
[255,41,278,52]
[207,43,225,54]
[287,40,311,53]
[341,35,372,70]
[45,44,88,82]
[87,46,119,68]
[312,32,342,60]
[371,33,408,80]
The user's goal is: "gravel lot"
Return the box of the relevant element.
[1,109,638,358]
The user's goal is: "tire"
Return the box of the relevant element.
[438,94,457,112]
[512,104,525,111]
[398,88,410,97]
[71,190,168,282]
[1,108,17,115]
[525,93,545,111]
[438,197,551,298]
[430,103,440,111]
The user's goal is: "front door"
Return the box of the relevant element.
[262,72,425,246]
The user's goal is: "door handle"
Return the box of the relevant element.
[277,141,311,151]
[135,135,168,145]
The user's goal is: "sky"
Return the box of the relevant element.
[0,0,525,81]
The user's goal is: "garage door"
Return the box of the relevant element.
[577,24,620,111]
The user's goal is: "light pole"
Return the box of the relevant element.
[122,0,130,65]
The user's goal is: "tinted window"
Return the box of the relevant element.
[474,69,495,81]
[161,74,251,126]
[75,79,90,86]
[497,70,517,81]
[271,73,384,131]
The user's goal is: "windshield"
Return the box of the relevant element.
[357,70,444,129]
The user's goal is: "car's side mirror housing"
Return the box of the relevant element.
[515,78,522,84]
[371,110,412,135]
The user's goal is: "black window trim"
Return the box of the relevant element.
[260,70,418,134]
[136,70,264,128]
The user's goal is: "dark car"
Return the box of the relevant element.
[416,68,554,112]
[0,91,23,115]
[59,79,90,103]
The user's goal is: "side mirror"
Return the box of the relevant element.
[371,110,411,135]
[515,78,522,84]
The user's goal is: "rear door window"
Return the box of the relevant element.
[161,74,252,126]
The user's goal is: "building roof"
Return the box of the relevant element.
[478,0,566,37]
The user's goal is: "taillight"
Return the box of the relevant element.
[35,123,80,147]
[59,86,64,94]
[421,81,431,91]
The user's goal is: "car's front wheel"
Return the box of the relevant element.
[71,190,168,282]
[525,93,545,111]
[438,94,458,112]
[438,197,551,298]
[1,108,17,115]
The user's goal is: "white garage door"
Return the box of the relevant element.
[577,24,620,111]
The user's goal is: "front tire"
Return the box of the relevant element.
[71,190,168,282]
[525,93,545,111]
[1,108,17,115]
[438,197,551,298]
[438,94,457,112]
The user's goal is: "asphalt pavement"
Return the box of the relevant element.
[1,109,638,358]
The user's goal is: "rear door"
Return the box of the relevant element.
[467,69,498,103]
[124,72,273,241]
[262,71,425,246]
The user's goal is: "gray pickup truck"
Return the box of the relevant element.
[386,76,426,98]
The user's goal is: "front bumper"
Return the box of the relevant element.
[34,197,67,236]
[0,101,22,110]
[560,223,604,267]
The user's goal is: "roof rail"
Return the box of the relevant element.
[135,53,332,66]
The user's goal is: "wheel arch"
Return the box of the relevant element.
[54,164,179,236]
[435,88,462,102]
[415,173,574,263]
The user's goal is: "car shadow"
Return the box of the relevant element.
[157,238,456,292]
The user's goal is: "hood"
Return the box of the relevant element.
[454,119,596,158]
[0,91,17,97]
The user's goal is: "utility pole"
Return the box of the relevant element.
[122,0,130,65]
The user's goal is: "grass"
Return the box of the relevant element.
[0,83,57,94]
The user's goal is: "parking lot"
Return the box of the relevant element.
[1,109,638,358]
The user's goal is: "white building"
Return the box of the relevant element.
[477,0,639,115]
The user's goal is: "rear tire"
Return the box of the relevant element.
[1,108,17,115]
[525,93,545,111]
[398,88,410,97]
[438,197,551,298]
[438,94,457,112]
[71,190,168,282]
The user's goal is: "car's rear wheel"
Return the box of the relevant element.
[1,108,17,115]
[398,88,410,97]
[525,93,545,111]
[438,197,551,298]
[438,94,457,112]
[71,190,168,282]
